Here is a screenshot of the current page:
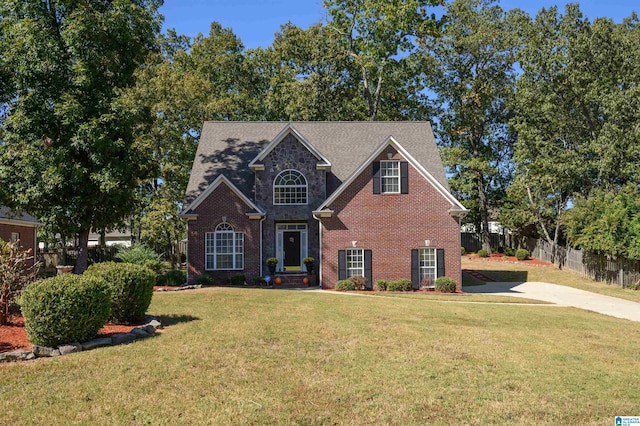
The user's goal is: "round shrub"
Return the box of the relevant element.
[374,279,387,291]
[515,249,530,261]
[477,249,489,258]
[19,274,111,347]
[163,269,186,286]
[348,276,368,290]
[335,280,355,291]
[460,247,466,255]
[387,279,412,292]
[197,274,215,285]
[230,274,246,286]
[504,247,515,256]
[86,262,155,324]
[435,277,457,293]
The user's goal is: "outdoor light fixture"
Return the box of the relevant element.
[352,241,357,247]
[424,239,431,247]
[387,152,393,159]
[222,216,227,222]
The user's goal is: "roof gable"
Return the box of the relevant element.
[317,136,466,211]
[0,206,41,227]
[180,175,265,216]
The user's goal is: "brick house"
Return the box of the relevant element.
[0,206,40,265]
[180,122,468,290]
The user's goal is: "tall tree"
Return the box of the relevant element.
[424,0,520,252]
[0,0,162,272]
[324,0,441,121]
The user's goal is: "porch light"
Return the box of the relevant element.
[387,152,393,159]
[352,241,357,247]
[424,239,431,247]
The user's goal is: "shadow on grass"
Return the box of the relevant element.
[482,270,528,283]
[153,314,200,327]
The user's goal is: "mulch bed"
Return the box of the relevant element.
[0,314,140,354]
[464,252,551,266]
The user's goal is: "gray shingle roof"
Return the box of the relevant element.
[185,121,449,205]
[0,206,40,225]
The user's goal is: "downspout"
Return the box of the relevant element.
[185,220,190,284]
[312,213,323,288]
[259,216,265,277]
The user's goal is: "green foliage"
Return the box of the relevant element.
[348,276,368,291]
[460,247,466,255]
[197,274,215,285]
[266,257,279,267]
[387,279,412,292]
[335,280,356,291]
[253,277,266,286]
[303,257,315,266]
[477,249,489,258]
[435,277,457,293]
[0,0,163,273]
[504,247,515,257]
[85,262,155,324]
[230,274,246,286]
[374,279,388,291]
[0,240,40,325]
[19,274,111,347]
[565,185,640,260]
[163,269,186,287]
[115,244,163,273]
[515,249,530,261]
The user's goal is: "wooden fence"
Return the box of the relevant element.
[461,232,640,288]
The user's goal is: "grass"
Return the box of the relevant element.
[463,257,640,303]
[365,291,550,304]
[2,288,639,425]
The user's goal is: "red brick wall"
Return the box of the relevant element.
[0,224,37,266]
[320,147,461,290]
[187,183,262,284]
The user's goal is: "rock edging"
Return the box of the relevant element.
[154,284,202,292]
[0,317,162,364]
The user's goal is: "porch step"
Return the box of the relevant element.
[269,273,317,288]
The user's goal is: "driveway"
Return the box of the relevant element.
[465,281,640,323]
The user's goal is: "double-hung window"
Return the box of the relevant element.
[346,248,364,277]
[419,247,437,287]
[206,223,244,270]
[380,161,400,193]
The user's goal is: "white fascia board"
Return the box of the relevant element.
[312,209,334,218]
[0,218,41,228]
[318,136,467,211]
[180,174,265,215]
[247,124,332,169]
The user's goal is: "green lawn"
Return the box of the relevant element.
[2,288,639,425]
[463,257,640,303]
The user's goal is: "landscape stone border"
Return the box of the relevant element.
[154,284,202,292]
[0,317,162,364]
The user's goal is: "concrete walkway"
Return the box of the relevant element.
[464,281,640,323]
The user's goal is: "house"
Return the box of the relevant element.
[0,206,40,265]
[180,122,468,290]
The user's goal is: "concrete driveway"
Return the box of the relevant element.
[464,281,640,323]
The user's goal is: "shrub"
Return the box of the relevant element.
[19,274,111,347]
[86,262,155,324]
[0,240,40,325]
[387,279,412,292]
[435,277,457,293]
[163,269,186,286]
[477,249,489,258]
[348,275,368,290]
[374,279,387,291]
[115,244,163,273]
[504,247,515,256]
[253,276,266,286]
[497,246,505,254]
[516,249,530,261]
[197,274,215,285]
[460,247,466,255]
[335,280,355,291]
[230,274,246,286]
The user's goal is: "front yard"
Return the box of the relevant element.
[2,287,639,425]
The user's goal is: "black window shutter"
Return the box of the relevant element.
[364,250,373,289]
[372,162,381,194]
[400,161,409,194]
[411,249,420,290]
[437,249,445,277]
[338,250,346,280]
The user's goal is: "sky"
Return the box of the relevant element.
[160,0,638,49]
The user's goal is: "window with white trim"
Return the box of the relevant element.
[10,232,19,243]
[273,169,308,205]
[380,161,400,193]
[206,223,244,270]
[346,248,364,278]
[419,248,437,287]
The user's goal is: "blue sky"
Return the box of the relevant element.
[160,0,638,48]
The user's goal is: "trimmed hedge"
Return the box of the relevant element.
[86,262,155,324]
[197,274,215,285]
[435,277,457,293]
[335,280,355,291]
[515,249,530,261]
[387,279,412,292]
[374,279,387,291]
[19,274,111,347]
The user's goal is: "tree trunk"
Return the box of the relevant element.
[75,228,90,273]
[477,172,492,253]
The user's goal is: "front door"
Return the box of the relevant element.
[283,231,301,271]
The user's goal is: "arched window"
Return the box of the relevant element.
[205,223,244,270]
[273,169,308,205]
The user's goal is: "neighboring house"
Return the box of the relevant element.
[180,122,468,290]
[88,229,132,247]
[0,206,40,265]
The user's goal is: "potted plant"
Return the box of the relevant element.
[303,257,315,274]
[266,257,279,275]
